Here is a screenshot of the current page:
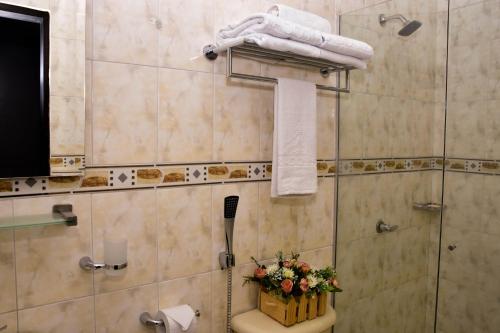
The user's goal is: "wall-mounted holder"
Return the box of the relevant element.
[79,238,128,273]
[413,202,445,212]
[219,252,235,270]
[140,310,201,329]
[0,204,77,230]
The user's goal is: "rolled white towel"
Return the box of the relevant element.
[268,4,331,33]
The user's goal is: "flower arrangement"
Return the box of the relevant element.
[244,251,342,302]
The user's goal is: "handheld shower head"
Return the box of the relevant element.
[224,196,239,257]
[379,14,422,36]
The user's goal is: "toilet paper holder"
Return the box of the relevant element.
[140,309,201,329]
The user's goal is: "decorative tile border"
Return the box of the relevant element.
[0,160,336,197]
[338,157,439,175]
[50,155,85,175]
[445,158,500,175]
[3,157,497,197]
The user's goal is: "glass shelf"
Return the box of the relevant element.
[0,205,77,230]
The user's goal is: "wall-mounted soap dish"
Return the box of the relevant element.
[413,202,445,212]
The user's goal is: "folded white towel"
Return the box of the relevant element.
[272,78,317,197]
[216,13,373,62]
[216,34,368,69]
[268,4,332,33]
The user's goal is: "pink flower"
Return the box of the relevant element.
[254,267,267,279]
[283,260,293,268]
[330,278,339,288]
[300,262,311,274]
[299,278,309,292]
[281,279,293,294]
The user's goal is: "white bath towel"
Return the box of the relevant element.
[272,78,317,197]
[268,4,332,33]
[216,34,368,69]
[216,13,373,61]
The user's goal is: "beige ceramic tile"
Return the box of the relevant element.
[339,92,364,159]
[85,0,93,59]
[0,200,15,314]
[92,61,157,165]
[95,284,157,333]
[300,246,333,270]
[50,96,85,155]
[317,91,336,160]
[258,182,298,260]
[2,0,49,10]
[84,59,93,165]
[50,37,85,98]
[158,69,213,163]
[49,0,85,40]
[296,178,334,251]
[158,0,213,72]
[157,186,212,280]
[0,312,17,333]
[18,297,94,333]
[93,0,159,65]
[159,273,211,333]
[211,263,258,333]
[214,75,269,161]
[212,183,259,269]
[92,190,157,294]
[13,194,92,308]
[258,86,275,161]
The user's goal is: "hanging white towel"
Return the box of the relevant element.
[271,78,317,197]
[268,4,332,33]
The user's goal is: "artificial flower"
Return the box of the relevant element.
[281,279,293,294]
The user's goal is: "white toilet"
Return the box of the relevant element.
[231,306,336,333]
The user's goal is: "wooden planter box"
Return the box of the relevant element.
[259,291,329,327]
[259,291,297,326]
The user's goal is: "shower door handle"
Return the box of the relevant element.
[376,220,398,233]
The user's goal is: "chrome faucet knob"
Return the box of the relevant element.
[376,220,398,233]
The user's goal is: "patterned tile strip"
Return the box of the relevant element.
[50,155,85,175]
[5,157,496,197]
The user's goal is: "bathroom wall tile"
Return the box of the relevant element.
[2,0,49,10]
[85,59,93,165]
[157,186,212,281]
[158,0,214,72]
[18,297,94,333]
[85,0,93,59]
[50,96,85,155]
[296,178,334,251]
[93,0,158,66]
[339,93,365,159]
[0,200,15,314]
[258,86,276,161]
[335,235,384,306]
[258,182,298,260]
[158,69,213,163]
[212,183,259,269]
[317,91,336,160]
[92,61,157,165]
[50,0,85,40]
[213,75,268,161]
[95,284,157,333]
[211,263,258,333]
[50,37,85,97]
[300,245,333,269]
[0,312,17,333]
[159,273,211,333]
[92,190,157,294]
[13,194,92,308]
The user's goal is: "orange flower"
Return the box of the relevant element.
[330,278,339,288]
[300,262,311,274]
[281,279,293,294]
[283,260,293,268]
[254,267,267,279]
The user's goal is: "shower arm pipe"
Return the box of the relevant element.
[379,14,409,25]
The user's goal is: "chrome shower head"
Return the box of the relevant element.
[379,14,422,36]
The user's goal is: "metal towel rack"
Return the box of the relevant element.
[203,42,353,93]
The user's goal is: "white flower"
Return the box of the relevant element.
[282,268,295,279]
[307,275,318,288]
[267,264,279,275]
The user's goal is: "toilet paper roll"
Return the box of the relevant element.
[155,305,197,333]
